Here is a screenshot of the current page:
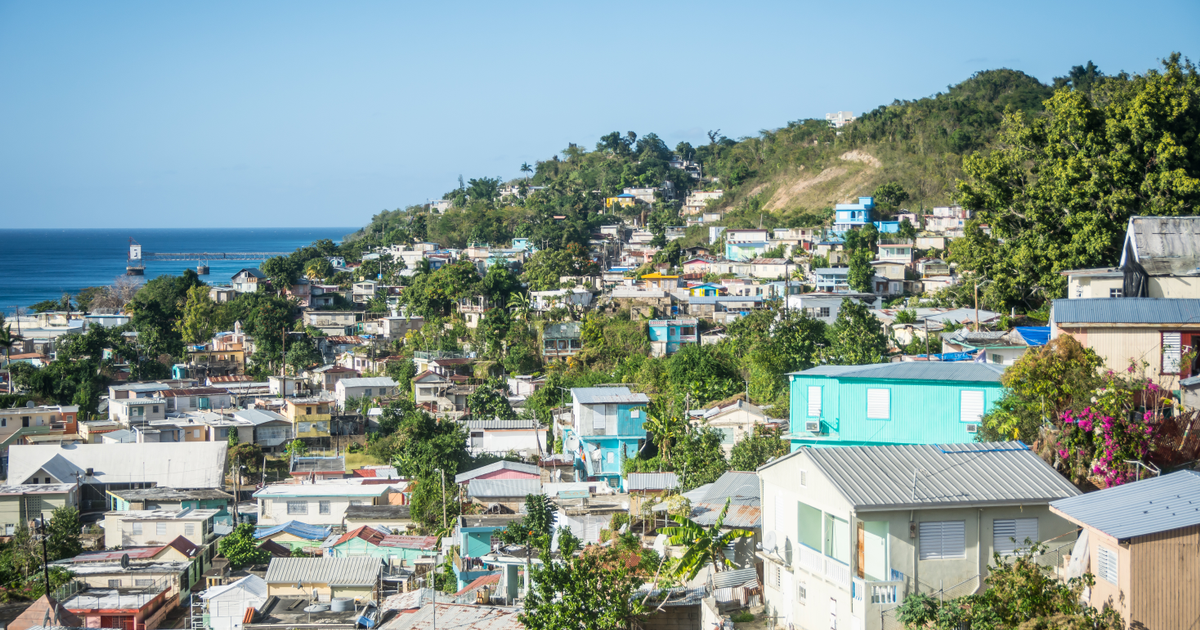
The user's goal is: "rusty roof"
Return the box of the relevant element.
[159,387,230,397]
[333,525,388,547]
[379,535,439,550]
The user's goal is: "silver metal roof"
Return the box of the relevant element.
[339,377,399,388]
[1052,298,1200,325]
[1051,470,1200,540]
[461,419,544,430]
[627,472,679,491]
[467,478,541,499]
[777,442,1080,511]
[789,362,1006,382]
[454,460,539,484]
[263,556,381,586]
[700,471,760,502]
[1123,216,1200,276]
[571,387,650,405]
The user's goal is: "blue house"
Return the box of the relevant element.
[454,513,522,589]
[787,362,1007,449]
[833,197,875,232]
[565,387,651,490]
[648,318,699,357]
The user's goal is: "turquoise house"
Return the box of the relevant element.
[647,318,698,357]
[787,362,1007,449]
[107,488,236,525]
[327,526,439,565]
[454,514,521,589]
[565,387,652,490]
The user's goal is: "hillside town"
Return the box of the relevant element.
[1,188,1199,630]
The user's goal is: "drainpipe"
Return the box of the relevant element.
[978,508,984,593]
[910,511,917,593]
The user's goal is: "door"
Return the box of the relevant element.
[856,522,865,579]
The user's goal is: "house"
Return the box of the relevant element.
[688,396,770,457]
[750,258,790,280]
[103,508,219,548]
[940,327,1050,366]
[627,473,679,514]
[833,196,874,232]
[564,387,651,491]
[8,595,84,630]
[454,460,540,486]
[681,257,714,275]
[60,576,177,630]
[410,371,473,419]
[542,322,582,361]
[309,365,360,392]
[759,442,1080,630]
[263,556,382,601]
[787,362,1006,447]
[253,520,333,552]
[826,111,855,127]
[304,311,358,336]
[335,377,399,410]
[0,483,79,535]
[1050,298,1200,388]
[647,318,699,357]
[230,268,265,293]
[161,388,233,413]
[877,241,914,266]
[923,205,970,235]
[110,397,167,426]
[686,282,724,297]
[344,504,414,532]
[198,575,268,630]
[785,293,881,325]
[1116,215,1200,298]
[463,419,548,458]
[0,404,79,466]
[810,267,851,292]
[724,229,771,262]
[290,455,346,482]
[380,602,524,630]
[453,514,522,589]
[530,288,592,311]
[326,526,439,566]
[253,483,396,526]
[1049,469,1200,629]
[282,396,335,441]
[62,536,210,603]
[232,408,292,451]
[465,478,542,511]
[107,488,234,523]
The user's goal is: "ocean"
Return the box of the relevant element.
[0,227,358,314]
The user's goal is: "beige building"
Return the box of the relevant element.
[263,557,381,602]
[688,397,771,457]
[0,483,79,536]
[103,509,219,549]
[254,483,396,527]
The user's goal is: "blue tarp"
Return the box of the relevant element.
[1015,326,1051,347]
[912,351,980,362]
[254,520,332,540]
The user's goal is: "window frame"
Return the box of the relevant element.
[319,500,331,515]
[992,517,1038,556]
[960,390,985,424]
[286,500,309,515]
[156,522,167,536]
[1162,331,1183,375]
[806,386,822,417]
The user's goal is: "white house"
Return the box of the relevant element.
[463,419,549,458]
[758,442,1080,630]
[335,377,399,410]
[530,288,593,311]
[103,508,220,548]
[200,575,268,630]
[785,293,881,325]
[230,269,266,293]
[253,482,398,527]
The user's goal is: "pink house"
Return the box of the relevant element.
[453,460,540,486]
[681,257,714,274]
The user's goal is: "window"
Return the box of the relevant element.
[800,470,808,487]
[152,406,159,413]
[807,386,822,417]
[919,521,966,560]
[364,389,373,396]
[1097,546,1118,584]
[771,563,781,589]
[1109,288,1123,298]
[606,452,615,464]
[349,500,365,506]
[631,410,641,419]
[960,390,985,424]
[108,579,122,588]
[134,579,154,587]
[682,326,696,337]
[44,477,51,484]
[131,523,143,535]
[319,501,331,515]
[990,353,1003,364]
[306,407,312,415]
[866,389,890,420]
[22,416,29,426]
[193,429,201,438]
[287,501,308,515]
[156,523,167,536]
[185,523,195,536]
[4,524,12,535]
[1163,332,1183,374]
[0,418,4,427]
[993,518,1038,555]
[797,582,807,605]
[817,307,830,318]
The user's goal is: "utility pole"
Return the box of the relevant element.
[974,281,980,333]
[924,318,930,360]
[36,518,52,607]
[233,456,240,526]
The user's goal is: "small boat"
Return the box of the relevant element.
[355,602,380,628]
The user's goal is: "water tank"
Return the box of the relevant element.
[197,264,210,275]
[330,598,353,612]
[303,604,329,613]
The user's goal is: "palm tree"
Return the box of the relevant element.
[0,323,13,393]
[661,498,755,581]
[507,292,532,323]
[520,162,533,184]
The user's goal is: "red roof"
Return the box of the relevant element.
[257,539,292,557]
[380,535,438,550]
[73,546,164,562]
[453,572,501,597]
[165,535,200,558]
[333,525,388,547]
[160,387,229,397]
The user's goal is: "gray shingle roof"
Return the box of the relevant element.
[1052,298,1200,325]
[467,478,541,499]
[789,362,1006,382]
[454,460,539,484]
[571,387,651,405]
[775,442,1080,511]
[1050,470,1200,540]
[263,556,381,586]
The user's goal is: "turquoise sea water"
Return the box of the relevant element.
[0,227,357,313]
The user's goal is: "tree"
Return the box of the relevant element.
[46,506,83,561]
[673,426,730,491]
[285,337,322,375]
[661,498,754,581]
[981,336,1103,443]
[218,523,269,569]
[304,257,334,280]
[847,249,874,293]
[177,285,224,344]
[285,439,309,459]
[729,425,788,471]
[498,494,559,548]
[897,218,918,242]
[260,256,301,292]
[894,309,917,324]
[230,442,263,473]
[872,182,910,210]
[385,360,417,398]
[0,323,14,393]
[824,300,887,365]
[952,55,1200,311]
[642,402,685,464]
[521,545,650,630]
[467,378,517,420]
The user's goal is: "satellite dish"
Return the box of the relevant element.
[120,554,130,569]
[763,531,778,554]
[26,401,35,408]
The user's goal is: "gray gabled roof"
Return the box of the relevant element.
[461,419,544,431]
[627,472,679,491]
[1122,216,1200,276]
[771,442,1080,511]
[1052,298,1200,325]
[263,556,381,586]
[1050,470,1200,540]
[454,460,539,484]
[467,478,541,499]
[699,471,760,502]
[789,362,1006,382]
[571,387,650,405]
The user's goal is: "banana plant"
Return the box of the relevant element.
[660,498,754,581]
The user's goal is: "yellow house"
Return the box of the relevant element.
[263,557,382,602]
[283,397,334,439]
[604,194,638,209]
[0,483,79,536]
[640,272,681,289]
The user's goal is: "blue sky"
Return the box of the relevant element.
[1,1,1196,229]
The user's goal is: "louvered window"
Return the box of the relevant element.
[1098,546,1119,584]
[993,518,1038,555]
[866,389,890,420]
[918,521,966,560]
[960,390,985,424]
[1163,332,1183,374]
[807,386,821,417]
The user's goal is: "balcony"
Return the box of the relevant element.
[852,576,906,622]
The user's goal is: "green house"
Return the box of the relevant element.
[326,525,439,565]
[107,487,236,524]
[788,362,1007,449]
[0,483,79,536]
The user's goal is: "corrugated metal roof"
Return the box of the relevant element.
[379,603,522,630]
[263,556,381,586]
[627,472,679,491]
[1050,470,1200,539]
[345,504,412,520]
[1052,298,1200,325]
[691,501,761,529]
[780,442,1081,511]
[339,377,399,388]
[467,478,541,498]
[789,362,1006,382]
[700,471,760,502]
[571,387,651,405]
[200,574,268,601]
[454,460,540,484]
[461,419,544,430]
[254,521,332,541]
[711,567,759,589]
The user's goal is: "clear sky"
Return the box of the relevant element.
[1,1,1197,229]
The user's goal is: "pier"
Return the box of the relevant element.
[126,238,289,275]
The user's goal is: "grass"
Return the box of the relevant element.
[344,452,384,472]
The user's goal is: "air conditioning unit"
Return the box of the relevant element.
[965,424,979,434]
[804,421,822,433]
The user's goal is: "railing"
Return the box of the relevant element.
[797,543,823,575]
[868,580,903,604]
[824,556,851,588]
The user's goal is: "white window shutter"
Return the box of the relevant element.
[866,389,890,419]
[993,518,1038,555]
[1163,332,1182,373]
[919,521,965,560]
[807,386,821,417]
[775,491,787,539]
[960,390,985,424]
[1098,546,1119,583]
